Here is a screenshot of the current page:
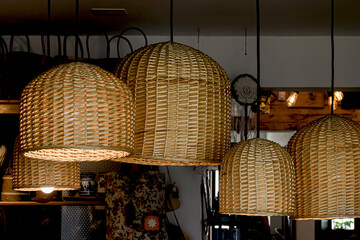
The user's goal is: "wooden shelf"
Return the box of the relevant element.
[0,100,20,114]
[0,200,104,206]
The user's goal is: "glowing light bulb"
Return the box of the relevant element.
[286,92,298,107]
[334,91,344,101]
[328,96,337,110]
[41,187,55,193]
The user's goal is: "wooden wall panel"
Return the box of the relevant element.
[259,92,360,131]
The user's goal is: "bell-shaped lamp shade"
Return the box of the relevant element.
[287,115,360,220]
[219,138,295,216]
[19,62,135,162]
[114,42,231,166]
[13,137,80,191]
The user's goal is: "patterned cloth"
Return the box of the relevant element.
[105,171,169,240]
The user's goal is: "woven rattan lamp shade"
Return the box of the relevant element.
[287,115,360,220]
[219,138,295,216]
[20,62,135,162]
[12,137,80,191]
[114,41,231,166]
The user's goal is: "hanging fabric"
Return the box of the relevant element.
[104,170,169,240]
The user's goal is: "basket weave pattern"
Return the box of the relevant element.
[114,42,231,166]
[20,62,135,162]
[13,137,80,191]
[219,138,295,216]
[288,115,360,220]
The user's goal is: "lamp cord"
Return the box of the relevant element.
[197,27,200,50]
[47,0,51,57]
[170,0,174,42]
[256,0,260,138]
[331,0,335,115]
[75,0,79,61]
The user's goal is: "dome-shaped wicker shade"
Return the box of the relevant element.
[287,115,360,220]
[219,138,295,216]
[12,137,80,191]
[114,41,231,166]
[20,62,135,162]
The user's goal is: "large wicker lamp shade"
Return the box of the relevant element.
[19,62,135,162]
[13,137,80,191]
[114,41,231,166]
[219,138,295,216]
[287,115,360,220]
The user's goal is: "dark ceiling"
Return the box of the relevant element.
[0,0,360,36]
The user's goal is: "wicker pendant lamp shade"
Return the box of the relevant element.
[19,62,135,162]
[114,41,231,166]
[13,137,80,191]
[219,138,295,216]
[287,115,360,220]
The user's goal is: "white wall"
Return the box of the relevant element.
[159,166,202,240]
[297,221,315,240]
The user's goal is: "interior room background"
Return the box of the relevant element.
[2,32,360,240]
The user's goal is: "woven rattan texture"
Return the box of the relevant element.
[12,137,80,191]
[114,41,231,166]
[219,138,295,216]
[20,62,135,162]
[288,115,360,220]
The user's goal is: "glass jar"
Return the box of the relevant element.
[79,173,97,196]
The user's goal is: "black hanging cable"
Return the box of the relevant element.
[256,0,260,138]
[245,27,247,55]
[75,0,79,61]
[47,0,51,57]
[197,27,200,50]
[244,104,248,140]
[331,0,335,115]
[170,0,174,42]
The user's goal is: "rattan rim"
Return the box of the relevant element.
[220,210,295,217]
[115,155,222,166]
[23,145,133,162]
[291,215,360,221]
[14,185,78,191]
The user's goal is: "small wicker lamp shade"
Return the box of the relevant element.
[114,41,231,166]
[219,138,295,216]
[20,62,135,162]
[12,137,80,191]
[287,115,360,220]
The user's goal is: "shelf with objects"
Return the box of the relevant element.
[0,200,104,206]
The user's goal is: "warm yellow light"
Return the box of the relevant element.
[328,96,337,110]
[286,92,298,107]
[41,187,55,193]
[334,91,344,101]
